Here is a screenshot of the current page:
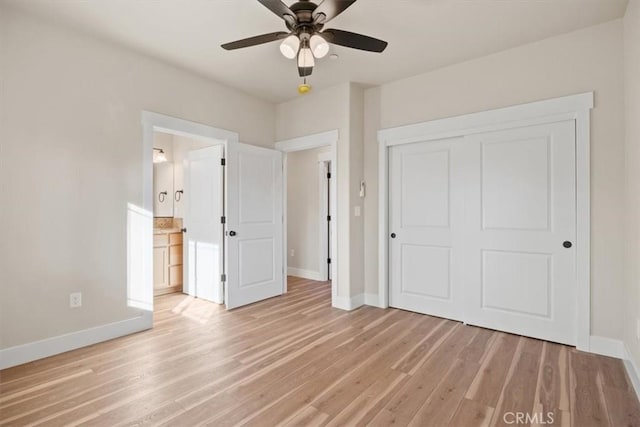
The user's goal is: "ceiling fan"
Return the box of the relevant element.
[221,0,388,81]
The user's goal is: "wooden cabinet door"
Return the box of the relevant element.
[153,246,168,288]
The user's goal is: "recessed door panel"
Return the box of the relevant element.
[239,238,275,288]
[401,244,451,300]
[401,150,450,228]
[239,152,275,224]
[482,137,550,231]
[482,250,551,317]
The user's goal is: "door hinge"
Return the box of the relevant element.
[221,274,226,282]
[327,215,331,222]
[327,172,331,179]
[221,216,226,224]
[221,158,226,166]
[327,258,331,264]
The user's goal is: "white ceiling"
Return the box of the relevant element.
[6,0,629,103]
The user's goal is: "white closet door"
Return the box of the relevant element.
[463,121,576,345]
[389,137,465,321]
[225,142,284,310]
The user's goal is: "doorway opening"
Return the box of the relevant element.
[151,130,225,304]
[135,112,238,322]
[285,147,332,283]
[276,130,338,302]
[138,111,287,319]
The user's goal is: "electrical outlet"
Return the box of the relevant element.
[290,249,295,257]
[70,292,82,308]
[354,206,361,217]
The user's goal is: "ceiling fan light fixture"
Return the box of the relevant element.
[279,35,300,59]
[297,47,315,68]
[310,34,329,58]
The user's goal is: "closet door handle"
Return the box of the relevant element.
[563,241,572,248]
[390,233,396,239]
[228,231,237,237]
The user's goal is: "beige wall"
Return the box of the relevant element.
[287,146,331,276]
[624,0,640,368]
[0,6,275,349]
[363,20,626,340]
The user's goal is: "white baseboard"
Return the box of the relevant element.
[287,267,325,282]
[332,294,364,311]
[589,335,625,359]
[364,293,382,308]
[624,344,640,401]
[0,312,152,370]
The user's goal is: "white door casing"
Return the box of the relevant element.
[226,142,284,309]
[388,137,465,321]
[463,121,576,345]
[184,145,225,304]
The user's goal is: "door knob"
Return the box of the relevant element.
[229,231,237,237]
[181,228,187,233]
[563,241,572,248]
[390,233,396,239]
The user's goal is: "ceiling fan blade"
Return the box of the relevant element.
[257,0,296,20]
[221,31,289,50]
[322,29,388,53]
[313,0,357,24]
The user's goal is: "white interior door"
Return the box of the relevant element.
[184,145,224,304]
[226,142,283,309]
[463,121,576,345]
[389,137,465,321]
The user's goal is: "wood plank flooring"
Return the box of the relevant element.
[1,277,639,426]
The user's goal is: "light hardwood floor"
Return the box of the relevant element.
[1,277,639,426]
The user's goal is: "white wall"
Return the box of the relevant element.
[287,146,330,278]
[0,6,275,350]
[624,0,640,368]
[363,20,626,340]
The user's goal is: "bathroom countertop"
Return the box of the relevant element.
[153,228,183,235]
